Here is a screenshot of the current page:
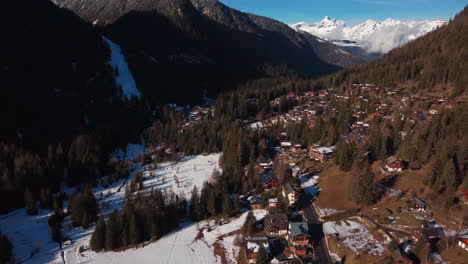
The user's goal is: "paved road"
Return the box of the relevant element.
[299,189,333,264]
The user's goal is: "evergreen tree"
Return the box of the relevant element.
[105,210,120,250]
[233,195,241,214]
[189,186,200,221]
[222,194,232,219]
[242,211,256,236]
[360,168,377,205]
[120,212,130,247]
[129,212,141,245]
[255,245,269,264]
[81,211,90,229]
[90,214,106,252]
[442,159,457,193]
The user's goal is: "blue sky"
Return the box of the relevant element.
[219,0,466,25]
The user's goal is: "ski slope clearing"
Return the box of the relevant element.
[324,218,386,256]
[140,153,221,200]
[103,37,141,100]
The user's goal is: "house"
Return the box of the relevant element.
[385,156,404,172]
[287,222,310,256]
[309,147,334,162]
[264,214,289,236]
[246,237,270,263]
[392,249,413,264]
[456,234,468,251]
[269,198,278,208]
[461,191,468,206]
[282,184,299,207]
[406,197,429,212]
[265,179,279,189]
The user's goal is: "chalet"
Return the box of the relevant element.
[287,222,310,256]
[392,249,413,264]
[385,156,404,172]
[405,197,429,212]
[248,195,262,210]
[309,147,334,162]
[246,237,270,263]
[264,214,289,236]
[263,179,279,190]
[461,191,468,206]
[269,198,278,208]
[456,234,468,251]
[282,184,299,207]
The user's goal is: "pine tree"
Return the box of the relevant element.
[233,195,241,214]
[120,212,130,247]
[90,214,106,252]
[105,210,120,250]
[255,245,269,264]
[222,194,232,219]
[189,186,200,221]
[360,168,377,205]
[129,212,141,245]
[443,159,457,193]
[81,211,89,229]
[207,188,217,216]
[242,211,256,236]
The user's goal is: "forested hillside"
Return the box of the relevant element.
[320,6,468,97]
[50,0,358,104]
[0,0,148,213]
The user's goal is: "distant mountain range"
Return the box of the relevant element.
[290,16,446,54]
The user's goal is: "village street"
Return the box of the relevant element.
[299,189,332,264]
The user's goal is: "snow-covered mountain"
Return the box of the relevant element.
[290,16,446,53]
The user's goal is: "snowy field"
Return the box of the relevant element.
[324,218,386,256]
[0,147,228,264]
[65,209,266,264]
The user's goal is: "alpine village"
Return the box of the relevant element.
[1,1,468,264]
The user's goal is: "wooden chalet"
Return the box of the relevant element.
[384,156,404,172]
[264,214,289,236]
[245,237,270,263]
[457,234,468,251]
[405,197,429,212]
[309,147,333,162]
[287,222,310,256]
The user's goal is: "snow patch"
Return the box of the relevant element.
[324,218,385,256]
[102,36,141,100]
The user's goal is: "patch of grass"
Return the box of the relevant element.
[316,166,356,210]
[440,246,468,264]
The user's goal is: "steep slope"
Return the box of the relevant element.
[51,0,361,104]
[320,7,468,96]
[0,0,148,152]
